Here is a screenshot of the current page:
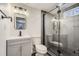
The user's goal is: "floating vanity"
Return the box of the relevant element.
[6,36,32,56]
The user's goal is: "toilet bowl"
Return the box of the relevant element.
[35,44,47,56]
[33,37,47,56]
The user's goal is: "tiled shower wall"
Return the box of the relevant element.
[45,5,79,54]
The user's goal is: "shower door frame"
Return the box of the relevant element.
[41,5,64,56]
[41,10,60,56]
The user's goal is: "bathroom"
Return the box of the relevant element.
[0,3,79,56]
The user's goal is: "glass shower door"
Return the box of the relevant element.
[44,3,79,56]
[44,13,70,56]
[44,14,61,56]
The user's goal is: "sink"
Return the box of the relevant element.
[8,35,31,40]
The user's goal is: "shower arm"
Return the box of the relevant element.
[48,6,59,13]
[0,9,12,22]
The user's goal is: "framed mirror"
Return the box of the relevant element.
[14,13,26,30]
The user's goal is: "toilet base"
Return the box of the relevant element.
[36,53,45,56]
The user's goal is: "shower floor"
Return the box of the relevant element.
[47,44,76,56]
[47,42,77,56]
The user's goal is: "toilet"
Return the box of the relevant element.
[33,37,47,56]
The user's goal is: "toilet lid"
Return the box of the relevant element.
[36,45,47,50]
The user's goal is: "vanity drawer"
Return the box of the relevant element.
[6,38,31,46]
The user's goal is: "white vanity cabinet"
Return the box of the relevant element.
[7,44,20,56]
[6,38,32,56]
[21,43,32,56]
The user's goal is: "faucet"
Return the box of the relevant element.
[19,31,22,36]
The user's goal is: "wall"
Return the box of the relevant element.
[60,4,79,52]
[0,3,41,39]
[0,3,41,55]
[62,14,79,51]
[7,3,41,38]
[0,3,41,41]
[0,19,7,56]
[0,3,9,56]
[8,3,41,45]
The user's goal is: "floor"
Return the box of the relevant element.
[31,51,56,56]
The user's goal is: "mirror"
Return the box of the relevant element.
[15,13,26,30]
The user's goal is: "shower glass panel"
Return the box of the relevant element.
[44,3,79,56]
[45,14,61,55]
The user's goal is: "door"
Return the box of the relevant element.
[22,42,32,56]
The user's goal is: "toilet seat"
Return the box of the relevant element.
[36,45,47,54]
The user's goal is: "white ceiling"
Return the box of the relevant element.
[25,3,58,11]
[25,3,76,15]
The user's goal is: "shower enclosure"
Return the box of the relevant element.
[41,3,79,56]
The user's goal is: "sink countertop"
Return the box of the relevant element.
[7,36,32,40]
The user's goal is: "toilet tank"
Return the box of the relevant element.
[32,37,41,45]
